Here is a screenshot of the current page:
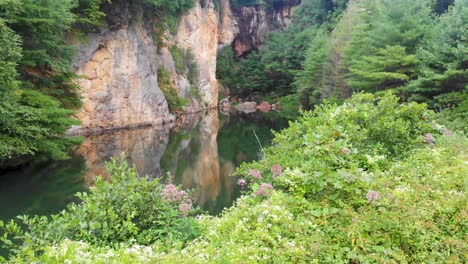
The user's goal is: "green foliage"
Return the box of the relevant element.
[74,0,110,30]
[347,45,418,91]
[237,93,435,188]
[157,67,188,112]
[0,0,83,163]
[342,0,433,92]
[171,46,199,85]
[141,0,194,15]
[4,94,466,263]
[294,29,333,106]
[217,0,348,97]
[0,90,81,162]
[402,0,468,105]
[0,19,21,92]
[8,0,77,72]
[295,0,466,110]
[232,93,466,262]
[0,157,199,260]
[435,90,468,133]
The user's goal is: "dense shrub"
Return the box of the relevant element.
[0,158,199,261]
[2,93,465,263]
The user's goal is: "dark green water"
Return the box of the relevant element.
[0,110,288,221]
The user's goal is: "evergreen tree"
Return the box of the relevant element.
[294,29,333,106]
[403,0,467,105]
[342,0,433,92]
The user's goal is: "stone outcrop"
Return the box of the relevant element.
[217,0,239,48]
[70,0,237,134]
[231,0,301,57]
[176,1,220,109]
[70,1,171,134]
[69,0,300,133]
[235,101,257,113]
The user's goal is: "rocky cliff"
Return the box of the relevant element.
[231,0,301,57]
[70,0,236,134]
[69,0,299,134]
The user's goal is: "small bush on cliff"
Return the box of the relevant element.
[157,67,188,113]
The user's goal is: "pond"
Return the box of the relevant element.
[0,110,289,221]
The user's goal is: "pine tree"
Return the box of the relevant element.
[342,0,433,92]
[403,0,467,106]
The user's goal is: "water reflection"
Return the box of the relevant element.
[76,125,171,184]
[0,110,289,218]
[161,111,238,213]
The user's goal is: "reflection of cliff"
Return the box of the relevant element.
[160,110,237,213]
[76,126,171,185]
[76,110,238,214]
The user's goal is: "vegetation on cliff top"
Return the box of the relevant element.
[0,0,195,166]
[1,93,466,263]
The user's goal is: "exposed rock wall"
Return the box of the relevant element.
[70,0,236,134]
[70,1,170,134]
[231,0,301,57]
[69,0,298,134]
[176,1,220,109]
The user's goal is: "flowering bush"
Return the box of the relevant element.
[2,93,466,263]
[236,93,437,205]
[0,157,199,260]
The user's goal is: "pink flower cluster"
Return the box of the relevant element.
[340,147,350,155]
[366,190,381,203]
[424,133,435,144]
[249,169,262,179]
[162,184,192,215]
[442,128,453,136]
[162,184,189,203]
[237,179,247,186]
[254,183,274,197]
[271,164,282,178]
[179,202,192,216]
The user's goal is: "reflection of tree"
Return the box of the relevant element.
[0,158,87,221]
[217,112,288,165]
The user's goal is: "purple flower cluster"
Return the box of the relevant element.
[237,179,247,186]
[162,184,192,215]
[162,184,189,203]
[442,128,453,136]
[249,169,262,179]
[254,183,274,197]
[179,202,192,216]
[424,133,435,144]
[366,190,381,203]
[271,164,282,178]
[340,147,350,155]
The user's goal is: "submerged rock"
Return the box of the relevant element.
[256,101,271,112]
[235,101,257,113]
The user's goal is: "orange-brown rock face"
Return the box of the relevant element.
[69,0,300,133]
[218,0,239,47]
[71,0,237,134]
[71,2,171,134]
[177,2,220,109]
[231,0,301,57]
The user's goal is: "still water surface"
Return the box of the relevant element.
[0,110,288,220]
